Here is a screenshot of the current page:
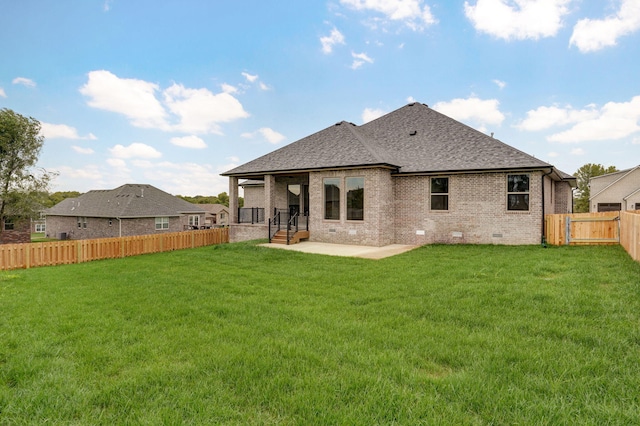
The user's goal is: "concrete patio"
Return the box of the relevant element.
[259,241,418,259]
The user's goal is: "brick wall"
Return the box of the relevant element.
[308,168,394,246]
[45,215,203,240]
[229,223,268,242]
[394,172,545,245]
[243,185,265,208]
[0,220,30,244]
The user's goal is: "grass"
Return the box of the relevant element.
[1,242,639,425]
[30,233,57,243]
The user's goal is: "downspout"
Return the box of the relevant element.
[541,168,554,247]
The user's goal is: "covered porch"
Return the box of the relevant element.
[228,173,310,244]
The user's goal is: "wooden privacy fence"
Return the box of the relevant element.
[0,228,229,271]
[620,211,640,262]
[545,211,640,262]
[545,211,621,246]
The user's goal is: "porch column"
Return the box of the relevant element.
[264,174,276,220]
[229,176,239,224]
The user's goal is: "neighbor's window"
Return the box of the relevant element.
[3,218,14,231]
[77,217,87,229]
[189,215,200,227]
[155,217,169,230]
[324,178,341,220]
[431,177,449,211]
[507,174,530,211]
[35,223,46,233]
[346,177,364,220]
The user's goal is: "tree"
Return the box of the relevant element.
[574,163,618,213]
[0,108,55,231]
[44,191,82,208]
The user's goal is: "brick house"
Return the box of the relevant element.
[222,102,576,246]
[1,217,31,244]
[200,204,230,227]
[45,184,205,240]
[589,165,640,212]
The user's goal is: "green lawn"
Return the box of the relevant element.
[1,242,639,425]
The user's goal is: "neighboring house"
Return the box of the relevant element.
[1,217,31,244]
[222,102,576,246]
[31,212,46,233]
[45,184,206,240]
[589,165,640,212]
[200,204,230,227]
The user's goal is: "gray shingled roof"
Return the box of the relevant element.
[45,184,204,218]
[223,102,559,177]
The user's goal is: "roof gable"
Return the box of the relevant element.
[223,102,553,177]
[46,184,204,218]
[590,166,640,200]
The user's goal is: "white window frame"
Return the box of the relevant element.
[77,217,87,229]
[155,217,170,230]
[189,215,200,227]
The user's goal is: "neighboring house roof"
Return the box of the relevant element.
[45,184,205,218]
[240,179,265,187]
[223,102,573,182]
[590,165,640,200]
[199,204,229,215]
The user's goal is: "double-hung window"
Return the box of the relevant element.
[430,177,449,211]
[77,217,87,229]
[507,174,530,211]
[324,178,341,220]
[155,217,169,230]
[346,177,364,220]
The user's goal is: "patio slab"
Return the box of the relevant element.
[259,241,418,259]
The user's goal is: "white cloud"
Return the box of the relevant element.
[320,28,346,54]
[259,127,285,144]
[80,70,168,129]
[516,104,599,131]
[170,135,207,149]
[547,96,640,143]
[259,82,270,91]
[0,88,6,98]
[80,70,249,135]
[633,137,640,145]
[163,83,249,134]
[72,146,95,154]
[241,127,286,144]
[493,79,507,89]
[109,142,162,159]
[570,148,585,155]
[406,96,417,103]
[40,122,97,140]
[570,0,640,52]
[12,77,36,88]
[241,72,258,83]
[340,0,437,30]
[433,97,505,130]
[362,107,386,123]
[351,51,374,69]
[221,83,238,94]
[103,0,112,11]
[547,151,559,158]
[464,0,571,40]
[141,161,230,196]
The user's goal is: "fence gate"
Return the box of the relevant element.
[565,215,620,245]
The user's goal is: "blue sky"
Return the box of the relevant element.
[1,0,639,196]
